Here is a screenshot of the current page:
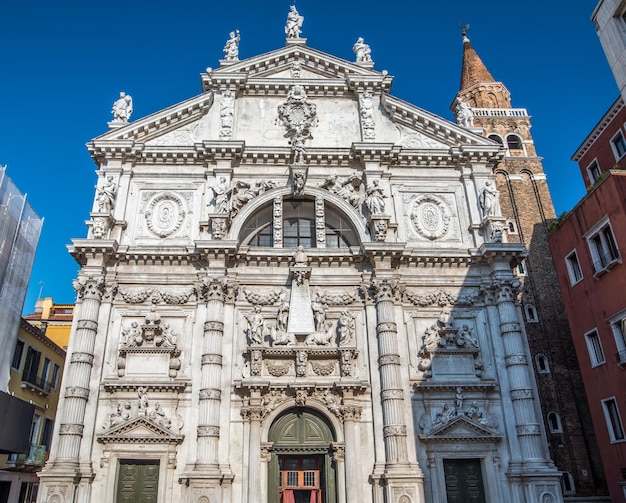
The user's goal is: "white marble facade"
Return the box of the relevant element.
[38,20,563,503]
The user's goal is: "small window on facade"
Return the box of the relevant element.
[565,250,583,285]
[11,339,25,370]
[516,260,527,276]
[506,134,523,151]
[51,364,60,389]
[548,412,563,433]
[507,220,517,234]
[586,220,620,274]
[602,397,626,442]
[612,318,626,365]
[587,160,601,184]
[611,131,626,160]
[585,329,606,367]
[562,472,575,495]
[535,354,550,373]
[488,134,503,146]
[525,304,538,322]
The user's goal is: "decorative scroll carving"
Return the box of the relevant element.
[273,196,283,246]
[359,92,375,140]
[219,89,235,139]
[315,195,325,246]
[311,361,336,376]
[278,84,317,164]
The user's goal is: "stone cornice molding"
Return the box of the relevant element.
[473,243,527,267]
[68,239,118,266]
[201,44,385,93]
[381,94,495,148]
[102,381,188,393]
[90,93,214,145]
[352,143,398,164]
[346,74,393,94]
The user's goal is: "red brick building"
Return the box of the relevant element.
[549,96,626,501]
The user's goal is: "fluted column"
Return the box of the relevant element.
[492,277,545,463]
[241,405,264,503]
[197,278,228,468]
[56,275,104,461]
[342,405,362,503]
[370,278,409,466]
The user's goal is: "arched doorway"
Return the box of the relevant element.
[268,409,337,503]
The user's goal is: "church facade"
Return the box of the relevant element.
[39,11,567,503]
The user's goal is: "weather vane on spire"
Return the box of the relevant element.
[460,22,470,43]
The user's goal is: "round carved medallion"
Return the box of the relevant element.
[410,195,451,240]
[145,192,186,238]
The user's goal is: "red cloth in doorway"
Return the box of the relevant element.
[281,489,295,503]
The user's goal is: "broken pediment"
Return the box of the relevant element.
[97,416,184,445]
[420,415,501,443]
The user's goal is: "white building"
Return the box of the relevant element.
[593,0,626,101]
[39,10,563,503]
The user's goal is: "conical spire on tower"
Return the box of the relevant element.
[459,29,495,91]
[454,28,511,109]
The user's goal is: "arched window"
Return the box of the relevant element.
[488,134,503,146]
[506,134,523,151]
[507,220,517,234]
[548,412,563,433]
[240,197,358,249]
[525,304,538,322]
[535,354,550,374]
[561,471,575,495]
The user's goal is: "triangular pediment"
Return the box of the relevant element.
[208,43,383,82]
[97,416,184,444]
[420,415,502,443]
[88,42,500,162]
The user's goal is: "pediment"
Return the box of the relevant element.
[88,42,500,162]
[206,44,384,83]
[420,415,502,443]
[97,416,184,444]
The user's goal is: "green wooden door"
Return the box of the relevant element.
[443,459,486,503]
[116,460,159,503]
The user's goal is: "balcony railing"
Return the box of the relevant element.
[21,371,52,395]
[471,107,529,118]
[5,443,47,468]
[592,251,620,275]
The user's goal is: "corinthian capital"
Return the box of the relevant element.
[484,277,522,304]
[199,277,238,303]
[72,275,105,301]
[369,277,404,303]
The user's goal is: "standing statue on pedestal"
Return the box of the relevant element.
[223,30,240,61]
[365,179,385,215]
[285,5,304,38]
[454,97,474,128]
[479,180,501,218]
[96,175,117,212]
[112,92,133,123]
[353,37,372,63]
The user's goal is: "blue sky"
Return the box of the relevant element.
[0,0,617,310]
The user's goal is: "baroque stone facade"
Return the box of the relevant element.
[39,15,564,503]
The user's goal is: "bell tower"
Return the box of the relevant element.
[452,29,607,498]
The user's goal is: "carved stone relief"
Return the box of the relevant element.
[409,194,451,240]
[277,84,317,164]
[140,191,190,239]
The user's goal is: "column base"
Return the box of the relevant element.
[382,465,425,503]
